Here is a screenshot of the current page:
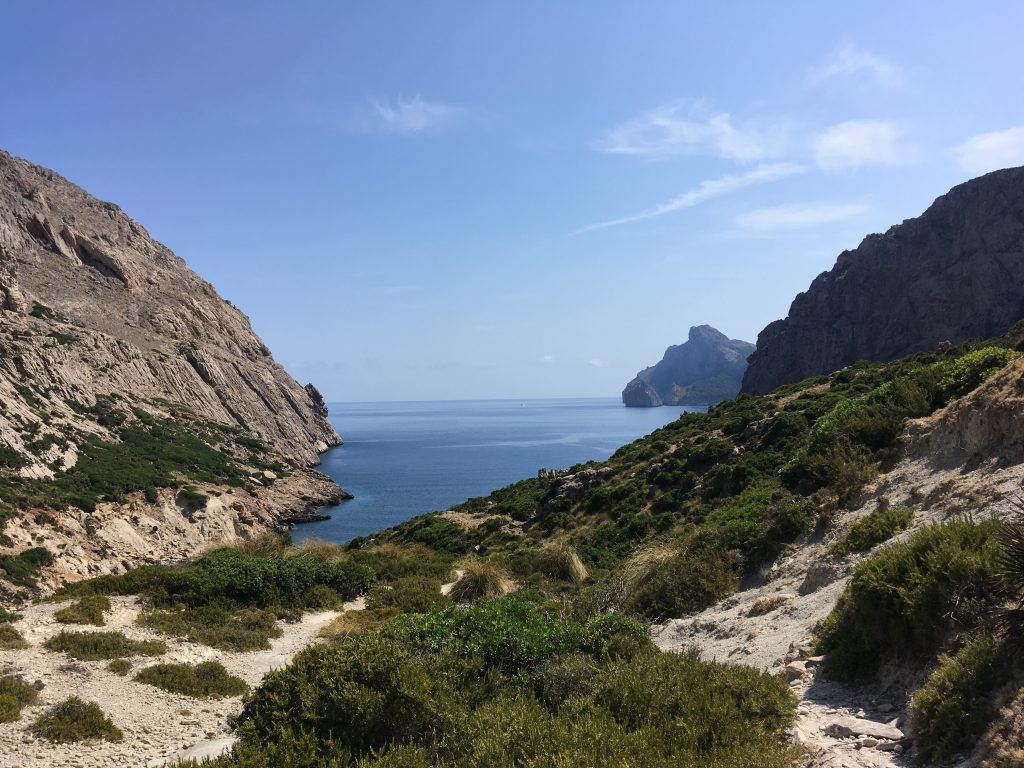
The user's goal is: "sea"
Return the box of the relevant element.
[291,398,702,544]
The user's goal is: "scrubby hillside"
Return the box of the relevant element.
[0,151,343,594]
[357,326,1024,766]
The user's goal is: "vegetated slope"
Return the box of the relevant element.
[356,327,1024,766]
[0,150,343,594]
[742,166,1024,395]
[622,325,753,406]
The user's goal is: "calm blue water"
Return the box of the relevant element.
[292,398,701,543]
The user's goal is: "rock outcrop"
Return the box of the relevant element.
[622,325,753,406]
[742,167,1024,395]
[0,150,344,588]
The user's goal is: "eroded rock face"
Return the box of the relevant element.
[0,150,339,464]
[0,150,344,587]
[742,167,1024,395]
[622,325,753,406]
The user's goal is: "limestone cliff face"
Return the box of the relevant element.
[0,150,339,464]
[742,167,1024,395]
[622,325,753,407]
[0,150,343,587]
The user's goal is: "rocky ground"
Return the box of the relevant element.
[0,596,347,768]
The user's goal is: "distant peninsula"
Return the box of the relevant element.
[622,325,754,407]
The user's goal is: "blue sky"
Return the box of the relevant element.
[3,2,1024,401]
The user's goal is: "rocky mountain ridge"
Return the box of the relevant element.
[0,150,343,589]
[742,166,1024,394]
[622,325,753,406]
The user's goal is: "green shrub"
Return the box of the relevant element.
[30,697,123,743]
[446,561,515,602]
[911,636,1003,762]
[366,576,450,615]
[0,607,22,623]
[134,661,248,698]
[937,347,1017,402]
[0,624,28,649]
[107,659,132,676]
[0,546,53,587]
[43,630,166,660]
[54,595,111,626]
[0,675,38,722]
[830,506,914,556]
[60,546,374,612]
[141,605,282,651]
[623,540,738,621]
[818,519,1004,679]
[0,694,19,724]
[226,597,795,768]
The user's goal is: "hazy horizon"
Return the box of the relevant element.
[3,2,1023,400]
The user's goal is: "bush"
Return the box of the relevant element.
[0,546,53,587]
[0,675,38,722]
[830,505,914,557]
[43,630,166,660]
[0,624,28,650]
[818,518,1004,679]
[366,576,450,614]
[911,636,1003,762]
[141,605,283,651]
[30,697,123,743]
[225,597,795,768]
[54,595,110,626]
[622,539,738,621]
[107,659,131,676]
[0,694,19,724]
[134,661,248,698]
[446,561,515,602]
[60,546,374,612]
[533,543,588,583]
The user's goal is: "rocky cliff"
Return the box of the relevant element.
[622,325,753,406]
[742,167,1024,395]
[0,150,343,589]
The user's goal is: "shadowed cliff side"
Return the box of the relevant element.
[742,167,1024,395]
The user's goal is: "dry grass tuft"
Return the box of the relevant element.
[447,561,516,602]
[534,543,589,583]
[290,538,346,562]
[237,532,290,558]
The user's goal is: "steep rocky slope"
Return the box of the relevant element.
[742,167,1024,395]
[0,150,343,591]
[622,325,753,406]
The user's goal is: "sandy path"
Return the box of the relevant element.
[0,597,347,768]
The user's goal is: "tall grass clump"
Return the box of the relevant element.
[533,543,588,583]
[446,561,515,602]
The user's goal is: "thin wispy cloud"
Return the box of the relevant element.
[735,202,869,231]
[808,43,905,88]
[594,103,784,162]
[588,358,607,368]
[573,162,803,235]
[371,96,465,134]
[954,126,1024,175]
[539,355,555,363]
[814,120,905,171]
